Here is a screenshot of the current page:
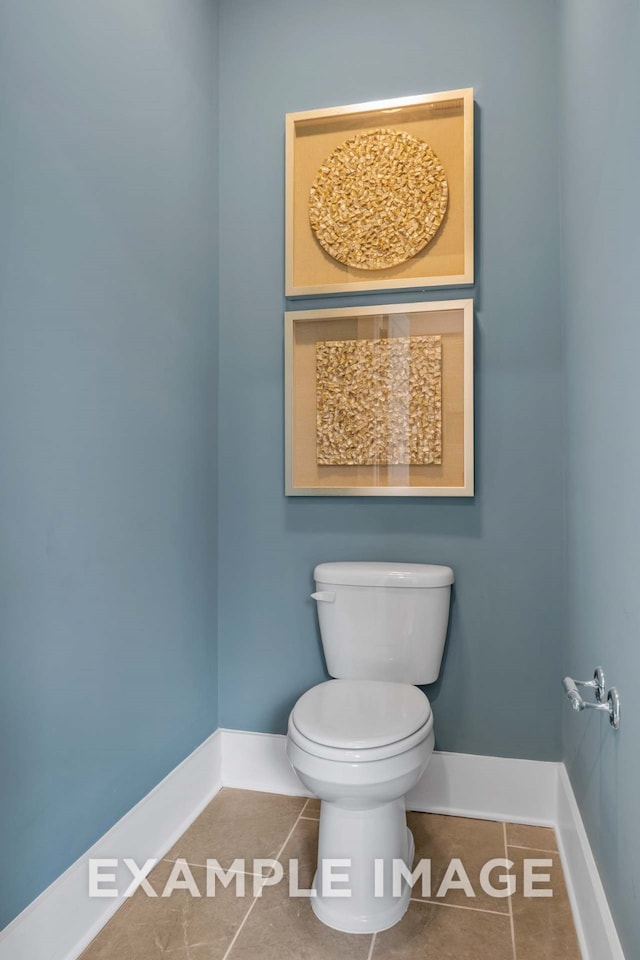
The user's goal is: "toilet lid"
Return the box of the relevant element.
[291,679,431,750]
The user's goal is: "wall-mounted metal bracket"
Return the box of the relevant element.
[569,666,606,703]
[607,687,621,730]
[562,672,621,729]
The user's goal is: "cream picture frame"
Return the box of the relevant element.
[285,299,474,496]
[285,90,474,297]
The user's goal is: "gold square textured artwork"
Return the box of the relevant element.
[315,336,442,466]
[285,300,474,497]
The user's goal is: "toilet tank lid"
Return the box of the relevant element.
[314,561,454,588]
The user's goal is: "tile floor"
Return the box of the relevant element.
[80,789,581,960]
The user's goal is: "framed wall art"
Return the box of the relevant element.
[285,89,474,298]
[285,299,474,496]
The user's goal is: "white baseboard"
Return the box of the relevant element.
[221,729,558,825]
[405,749,559,825]
[0,730,223,960]
[221,728,309,796]
[556,765,625,960]
[1,726,625,960]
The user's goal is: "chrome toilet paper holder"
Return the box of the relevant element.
[562,667,620,729]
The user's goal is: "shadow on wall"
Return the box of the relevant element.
[285,496,481,538]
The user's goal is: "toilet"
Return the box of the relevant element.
[286,561,454,934]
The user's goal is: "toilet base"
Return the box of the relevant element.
[309,800,415,934]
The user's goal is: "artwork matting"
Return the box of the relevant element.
[285,300,474,497]
[285,89,474,297]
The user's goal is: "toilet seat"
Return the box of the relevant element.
[292,679,431,749]
[289,679,433,763]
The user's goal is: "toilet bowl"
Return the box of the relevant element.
[287,679,435,933]
[286,562,453,934]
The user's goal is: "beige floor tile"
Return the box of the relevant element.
[164,788,306,869]
[302,797,321,819]
[506,821,558,851]
[372,899,513,960]
[407,812,510,913]
[77,797,581,960]
[510,849,581,959]
[277,815,319,889]
[226,880,372,960]
[79,860,250,960]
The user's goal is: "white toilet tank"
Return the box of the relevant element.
[313,561,454,685]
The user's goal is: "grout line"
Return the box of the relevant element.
[507,844,558,854]
[299,815,320,822]
[366,931,377,960]
[220,805,309,960]
[503,823,518,960]
[273,807,312,869]
[411,898,510,918]
[219,880,261,960]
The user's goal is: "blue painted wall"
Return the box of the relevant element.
[13,0,639,940]
[0,0,219,928]
[560,1,640,955]
[217,0,565,760]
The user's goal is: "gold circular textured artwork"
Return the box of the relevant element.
[308,128,448,271]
